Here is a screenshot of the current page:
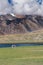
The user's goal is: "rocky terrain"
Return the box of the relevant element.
[0,14,43,35]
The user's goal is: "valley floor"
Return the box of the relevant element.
[0,46,43,65]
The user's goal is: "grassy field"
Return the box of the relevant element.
[0,46,43,65]
[0,29,43,43]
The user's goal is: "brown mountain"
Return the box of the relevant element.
[0,14,43,35]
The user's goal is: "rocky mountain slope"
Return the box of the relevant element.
[0,14,43,34]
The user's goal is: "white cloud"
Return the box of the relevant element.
[0,0,43,16]
[12,0,28,4]
[12,0,40,15]
[0,0,12,15]
[24,2,39,15]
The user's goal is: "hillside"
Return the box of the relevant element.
[0,29,43,43]
[0,14,43,35]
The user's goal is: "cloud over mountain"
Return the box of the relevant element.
[0,0,43,15]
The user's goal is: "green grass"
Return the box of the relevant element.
[0,46,43,65]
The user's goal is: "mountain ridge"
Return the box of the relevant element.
[0,14,43,35]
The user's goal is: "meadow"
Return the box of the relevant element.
[0,29,43,43]
[0,46,43,65]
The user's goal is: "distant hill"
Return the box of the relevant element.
[0,14,43,35]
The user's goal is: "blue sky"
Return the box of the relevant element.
[37,0,42,4]
[8,0,13,5]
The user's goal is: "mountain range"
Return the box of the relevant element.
[0,14,43,35]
